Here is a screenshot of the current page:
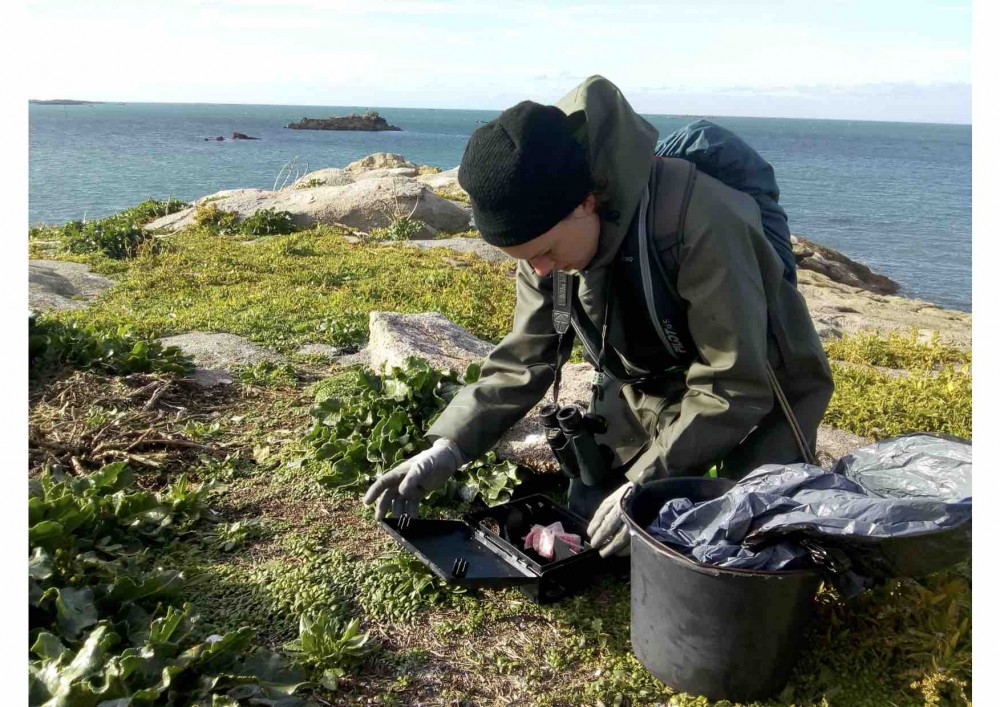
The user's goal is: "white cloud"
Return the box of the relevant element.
[25,0,971,121]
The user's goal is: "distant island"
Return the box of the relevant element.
[30,99,106,105]
[286,110,401,132]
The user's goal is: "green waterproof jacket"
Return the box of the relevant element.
[427,76,834,481]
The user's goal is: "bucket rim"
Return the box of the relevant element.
[621,484,821,579]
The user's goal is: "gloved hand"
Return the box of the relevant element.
[362,437,467,521]
[587,482,635,558]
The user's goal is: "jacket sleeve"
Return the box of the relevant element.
[627,182,775,481]
[425,259,575,460]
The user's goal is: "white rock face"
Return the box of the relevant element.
[29,260,115,312]
[344,153,416,172]
[291,168,355,189]
[415,166,463,190]
[144,179,471,238]
[351,167,419,181]
[367,311,493,374]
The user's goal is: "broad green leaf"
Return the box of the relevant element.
[107,571,184,603]
[147,604,189,646]
[89,462,131,491]
[464,360,482,384]
[30,520,66,549]
[63,624,119,684]
[383,379,411,401]
[237,650,310,697]
[31,632,68,660]
[56,587,100,639]
[29,546,55,580]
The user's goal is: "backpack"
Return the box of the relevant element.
[593,119,796,369]
[654,120,797,285]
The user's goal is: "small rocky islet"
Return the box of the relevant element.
[286,110,402,131]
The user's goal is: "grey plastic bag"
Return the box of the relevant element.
[647,434,971,595]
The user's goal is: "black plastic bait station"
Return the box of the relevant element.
[380,495,616,604]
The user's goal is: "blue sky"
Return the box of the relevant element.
[27,0,971,123]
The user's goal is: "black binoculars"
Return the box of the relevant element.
[538,403,612,486]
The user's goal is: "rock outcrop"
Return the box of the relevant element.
[415,166,463,191]
[797,269,970,348]
[29,260,115,312]
[367,311,493,374]
[344,153,415,172]
[291,168,355,189]
[287,111,401,131]
[793,235,899,295]
[144,178,471,239]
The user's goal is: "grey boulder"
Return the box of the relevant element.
[29,260,115,312]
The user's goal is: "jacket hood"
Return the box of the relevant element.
[555,76,659,271]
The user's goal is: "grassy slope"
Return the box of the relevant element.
[29,222,972,706]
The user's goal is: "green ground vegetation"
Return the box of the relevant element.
[47,223,516,353]
[27,202,972,705]
[29,198,189,259]
[823,330,972,440]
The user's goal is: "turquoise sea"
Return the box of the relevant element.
[29,102,971,311]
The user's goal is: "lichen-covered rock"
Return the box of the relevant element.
[344,153,415,172]
[798,269,970,348]
[415,166,462,190]
[29,260,115,312]
[144,179,471,238]
[351,167,419,181]
[291,168,355,189]
[367,311,493,374]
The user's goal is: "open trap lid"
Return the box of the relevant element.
[379,495,600,589]
[380,516,537,587]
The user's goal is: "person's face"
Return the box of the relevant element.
[497,194,601,277]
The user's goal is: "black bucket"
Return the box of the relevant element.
[622,478,821,702]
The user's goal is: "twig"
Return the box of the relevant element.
[98,450,164,468]
[129,437,215,451]
[127,381,161,399]
[144,382,171,411]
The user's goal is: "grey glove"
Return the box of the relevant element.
[362,438,466,521]
[587,482,635,558]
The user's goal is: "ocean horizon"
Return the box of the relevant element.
[29,101,972,311]
[28,98,972,127]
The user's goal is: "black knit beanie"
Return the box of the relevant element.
[458,101,593,247]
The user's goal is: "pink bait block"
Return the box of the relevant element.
[523,522,582,559]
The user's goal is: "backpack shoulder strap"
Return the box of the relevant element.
[648,157,697,263]
[637,158,699,363]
